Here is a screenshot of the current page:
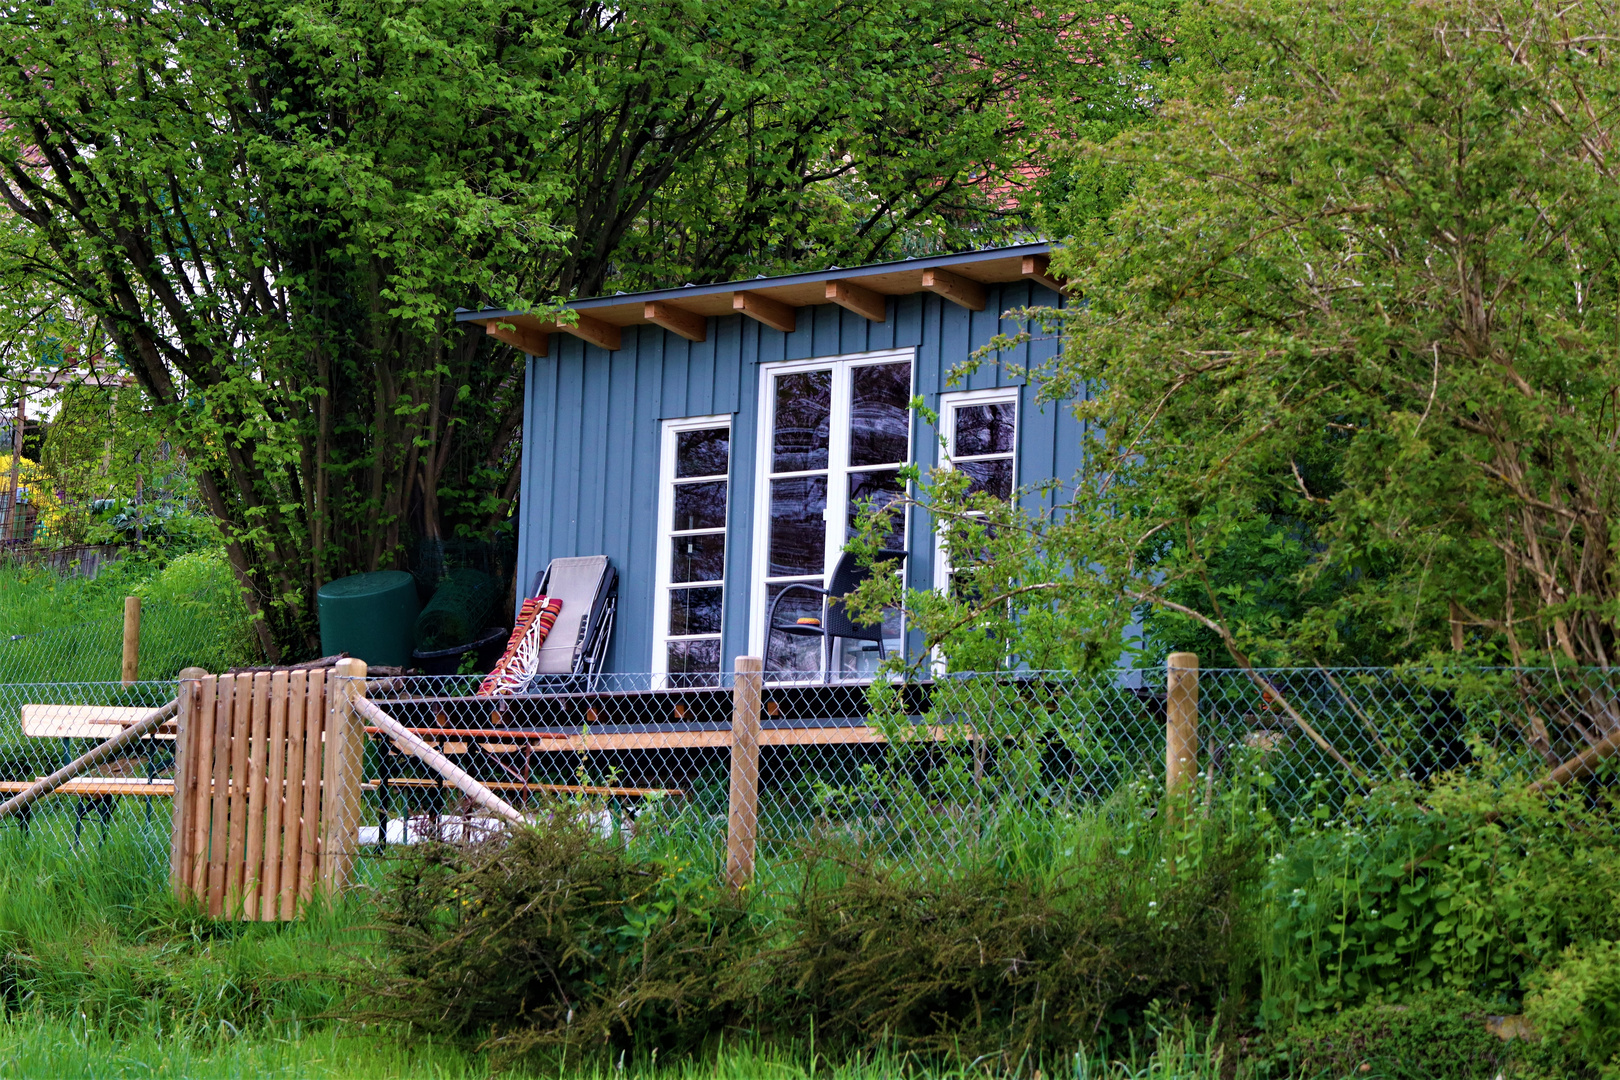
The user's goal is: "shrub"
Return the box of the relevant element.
[1262,763,1620,1022]
[1266,992,1555,1080]
[368,806,750,1064]
[764,837,1260,1065]
[369,802,1263,1070]
[1524,939,1620,1077]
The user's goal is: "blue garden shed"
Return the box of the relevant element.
[457,242,1076,681]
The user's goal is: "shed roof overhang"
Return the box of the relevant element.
[455,242,1062,356]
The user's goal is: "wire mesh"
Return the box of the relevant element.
[0,591,263,684]
[0,680,181,870]
[350,666,1616,875]
[0,665,1609,893]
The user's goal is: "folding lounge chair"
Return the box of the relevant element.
[524,555,618,689]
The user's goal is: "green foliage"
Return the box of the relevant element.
[1525,940,1620,1077]
[1265,992,1556,1080]
[0,550,260,681]
[770,837,1258,1064]
[0,0,1109,658]
[1262,766,1620,1024]
[0,823,360,1041]
[370,797,1263,1070]
[369,807,750,1064]
[859,0,1620,684]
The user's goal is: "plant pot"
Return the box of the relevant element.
[411,625,509,677]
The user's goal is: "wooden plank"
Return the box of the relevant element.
[241,673,272,920]
[1020,253,1065,293]
[375,777,681,797]
[484,319,548,357]
[825,279,886,322]
[223,673,253,918]
[262,670,290,921]
[297,671,326,908]
[560,313,621,352]
[644,301,706,343]
[921,268,986,311]
[726,657,763,890]
[279,672,307,920]
[0,779,174,796]
[205,676,233,914]
[428,723,962,753]
[323,659,368,895]
[732,290,797,333]
[185,675,217,899]
[21,704,177,741]
[168,674,198,895]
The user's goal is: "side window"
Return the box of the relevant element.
[934,389,1018,594]
[654,417,730,683]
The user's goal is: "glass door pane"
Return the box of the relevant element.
[766,368,833,675]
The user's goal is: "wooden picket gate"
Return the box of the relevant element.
[169,660,367,920]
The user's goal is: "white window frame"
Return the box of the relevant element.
[747,347,917,670]
[651,413,733,678]
[932,386,1020,594]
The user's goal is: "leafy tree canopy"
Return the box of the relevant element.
[0,0,1124,657]
[863,0,1620,703]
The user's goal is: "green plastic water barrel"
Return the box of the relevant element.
[316,571,420,667]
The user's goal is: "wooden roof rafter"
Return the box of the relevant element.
[457,242,1062,347]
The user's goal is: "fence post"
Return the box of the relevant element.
[321,657,367,896]
[1165,652,1199,814]
[727,655,763,891]
[121,596,142,686]
[169,667,209,897]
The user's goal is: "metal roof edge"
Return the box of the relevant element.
[455,241,1054,323]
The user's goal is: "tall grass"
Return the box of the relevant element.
[0,549,260,682]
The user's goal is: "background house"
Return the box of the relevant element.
[458,242,1077,679]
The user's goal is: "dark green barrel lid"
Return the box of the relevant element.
[316,570,419,667]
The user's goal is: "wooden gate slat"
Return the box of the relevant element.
[262,670,290,921]
[223,673,253,915]
[187,675,218,898]
[242,672,272,920]
[169,676,198,894]
[298,670,326,905]
[206,675,234,916]
[280,671,309,920]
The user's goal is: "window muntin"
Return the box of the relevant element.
[753,351,913,678]
[655,417,731,683]
[934,389,1019,595]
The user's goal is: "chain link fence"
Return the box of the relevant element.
[355,666,1599,877]
[0,665,1607,888]
[0,591,263,684]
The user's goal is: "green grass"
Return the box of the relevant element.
[0,1017,1240,1079]
[0,549,260,682]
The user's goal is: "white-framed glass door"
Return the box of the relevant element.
[652,414,732,685]
[750,348,914,677]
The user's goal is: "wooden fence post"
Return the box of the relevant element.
[121,596,141,686]
[169,666,208,896]
[321,657,367,896]
[1166,652,1199,814]
[727,655,763,891]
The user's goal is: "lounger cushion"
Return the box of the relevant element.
[534,556,610,674]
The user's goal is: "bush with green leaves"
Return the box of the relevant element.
[369,798,1265,1070]
[1262,760,1620,1024]
[1265,992,1569,1080]
[1525,939,1620,1078]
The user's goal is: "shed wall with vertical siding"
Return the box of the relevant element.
[515,282,1074,673]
